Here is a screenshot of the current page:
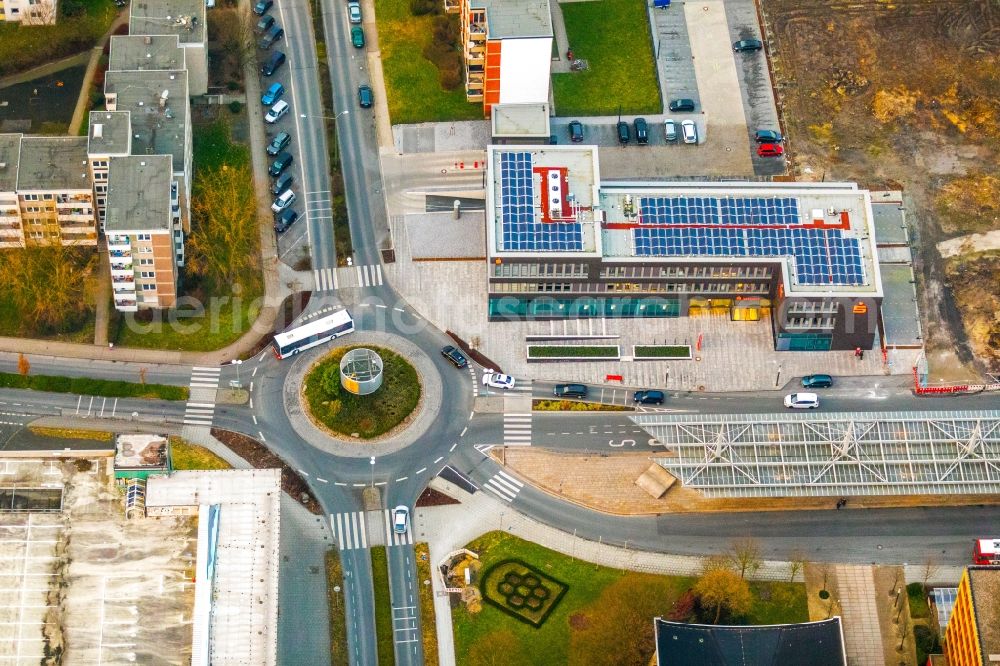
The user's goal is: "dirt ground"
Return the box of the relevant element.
[761,0,1000,374]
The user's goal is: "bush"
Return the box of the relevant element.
[228,100,242,114]
[0,371,187,400]
[409,0,438,15]
[907,582,930,618]
[226,80,241,91]
[914,625,941,665]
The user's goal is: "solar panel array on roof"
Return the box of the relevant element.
[634,227,865,286]
[639,196,801,226]
[499,152,583,252]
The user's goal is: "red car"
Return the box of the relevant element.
[757,143,784,157]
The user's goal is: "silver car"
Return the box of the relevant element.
[664,118,677,142]
[681,119,698,144]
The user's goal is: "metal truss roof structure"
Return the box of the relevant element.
[634,410,1000,498]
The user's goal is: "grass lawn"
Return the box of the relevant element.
[374,0,481,124]
[453,532,808,665]
[370,546,395,666]
[0,371,188,400]
[0,293,95,343]
[907,582,930,618]
[326,549,350,666]
[532,399,631,412]
[168,437,231,470]
[552,0,661,116]
[0,0,117,78]
[414,543,439,663]
[303,345,421,439]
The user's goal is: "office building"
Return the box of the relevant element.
[944,566,1000,666]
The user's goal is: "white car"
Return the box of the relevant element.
[681,119,698,144]
[271,189,296,213]
[784,392,819,409]
[264,99,289,124]
[482,372,515,390]
[347,1,361,23]
[392,505,409,534]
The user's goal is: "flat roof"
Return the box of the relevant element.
[406,211,487,260]
[105,69,189,172]
[88,111,132,156]
[114,433,168,469]
[16,137,90,191]
[129,0,206,44]
[871,201,909,245]
[472,0,552,38]
[0,134,22,193]
[487,145,882,296]
[491,103,551,137]
[969,567,1000,660]
[146,469,280,666]
[878,263,922,347]
[105,155,172,231]
[109,34,186,72]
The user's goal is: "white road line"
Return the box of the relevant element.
[395,476,408,482]
[449,443,457,452]
[316,477,328,483]
[460,427,467,437]
[434,456,442,463]
[416,467,426,474]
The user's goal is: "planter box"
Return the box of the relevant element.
[632,345,692,360]
[526,345,621,361]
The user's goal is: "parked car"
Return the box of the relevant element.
[255,14,274,33]
[271,189,296,213]
[261,51,286,76]
[482,373,515,390]
[801,374,834,389]
[271,172,293,195]
[634,117,649,144]
[268,151,293,177]
[252,0,272,15]
[266,131,291,156]
[274,208,299,233]
[664,118,677,142]
[392,506,409,534]
[441,345,467,368]
[669,98,696,112]
[616,120,630,145]
[681,119,698,144]
[264,99,289,123]
[351,25,365,48]
[568,119,584,143]
[757,142,784,157]
[633,390,665,405]
[548,134,558,145]
[733,38,763,52]
[261,82,285,106]
[754,129,783,144]
[553,384,588,399]
[259,24,283,49]
[784,392,819,409]
[358,84,373,108]
[347,1,361,23]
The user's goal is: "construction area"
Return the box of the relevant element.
[0,456,195,665]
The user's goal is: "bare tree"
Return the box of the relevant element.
[19,0,57,26]
[0,246,96,335]
[139,367,147,385]
[788,549,807,583]
[922,556,941,592]
[17,354,30,377]
[729,536,762,580]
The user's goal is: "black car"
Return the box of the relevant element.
[633,390,665,405]
[266,130,291,156]
[274,208,299,233]
[259,24,284,49]
[253,0,272,15]
[733,38,763,52]
[754,129,783,144]
[358,84,373,108]
[616,120,630,145]
[548,134,558,145]
[634,118,649,145]
[441,345,467,368]
[268,151,293,177]
[553,384,588,399]
[669,98,696,112]
[256,14,275,33]
[568,120,584,143]
[261,51,286,76]
[271,172,293,196]
[801,374,834,389]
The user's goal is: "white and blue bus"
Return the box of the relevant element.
[272,309,354,359]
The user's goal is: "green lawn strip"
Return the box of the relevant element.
[532,399,632,412]
[552,0,661,116]
[0,292,95,343]
[633,345,692,358]
[168,437,231,470]
[303,345,421,439]
[374,0,481,124]
[480,559,568,627]
[413,543,439,664]
[746,581,809,624]
[370,546,396,666]
[907,582,930,618]
[0,0,117,78]
[0,372,188,400]
[527,345,619,359]
[326,549,350,666]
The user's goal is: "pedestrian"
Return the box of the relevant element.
[854,347,861,358]
[859,349,864,360]
[835,499,842,510]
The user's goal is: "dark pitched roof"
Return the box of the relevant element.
[654,617,846,666]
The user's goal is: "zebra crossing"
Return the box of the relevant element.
[503,412,532,446]
[183,366,220,427]
[383,509,413,547]
[332,511,369,551]
[312,264,384,292]
[483,470,524,503]
[313,267,338,292]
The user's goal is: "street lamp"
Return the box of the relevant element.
[231,359,243,388]
[370,456,375,488]
[300,110,349,121]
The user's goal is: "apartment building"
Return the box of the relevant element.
[0,135,97,249]
[486,146,884,351]
[0,0,57,24]
[944,566,1000,666]
[456,0,552,115]
[87,111,131,230]
[106,156,177,310]
[129,0,207,95]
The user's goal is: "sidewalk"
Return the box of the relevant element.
[67,11,130,136]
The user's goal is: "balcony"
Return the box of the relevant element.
[109,249,132,261]
[114,299,138,312]
[110,266,133,278]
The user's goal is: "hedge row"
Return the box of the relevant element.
[527,345,620,359]
[0,372,188,401]
[633,345,692,358]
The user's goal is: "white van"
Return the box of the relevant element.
[264,99,289,124]
[784,392,819,409]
